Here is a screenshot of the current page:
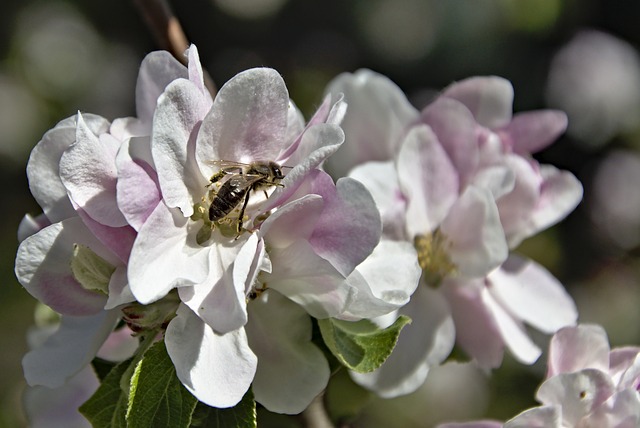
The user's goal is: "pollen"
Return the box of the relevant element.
[413,231,456,287]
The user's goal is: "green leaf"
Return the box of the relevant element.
[91,357,118,382]
[127,340,198,428]
[79,358,132,428]
[190,389,257,428]
[318,316,411,373]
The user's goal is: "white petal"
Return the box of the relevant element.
[323,69,419,177]
[165,304,257,408]
[482,288,542,365]
[441,187,508,277]
[23,311,120,387]
[489,257,577,334]
[247,291,330,414]
[266,239,355,319]
[504,406,562,428]
[60,114,127,227]
[15,217,113,316]
[397,124,459,236]
[152,79,211,217]
[27,114,110,224]
[546,324,610,378]
[128,202,209,304]
[349,161,407,240]
[442,76,514,128]
[339,240,420,320]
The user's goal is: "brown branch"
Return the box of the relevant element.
[133,0,217,96]
[299,391,335,428]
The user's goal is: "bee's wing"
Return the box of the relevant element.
[203,160,251,169]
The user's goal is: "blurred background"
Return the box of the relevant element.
[1,0,640,426]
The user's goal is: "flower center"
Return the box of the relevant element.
[413,231,456,287]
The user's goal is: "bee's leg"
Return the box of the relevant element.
[235,190,252,239]
[263,190,269,199]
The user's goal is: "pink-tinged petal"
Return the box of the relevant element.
[128,202,209,304]
[196,68,289,170]
[589,389,640,427]
[135,50,187,126]
[546,325,610,378]
[260,194,324,248]
[504,406,562,428]
[75,209,136,264]
[247,291,330,414]
[323,69,419,177]
[339,240,420,320]
[309,175,382,277]
[152,79,211,217]
[116,137,161,231]
[18,213,51,242]
[179,236,253,334]
[105,265,135,309]
[482,288,541,365]
[165,304,257,408]
[499,110,568,154]
[351,286,455,397]
[278,95,333,162]
[489,257,577,334]
[265,239,355,319]
[349,161,408,240]
[421,97,480,183]
[536,370,615,426]
[23,365,98,428]
[15,217,114,316]
[27,114,110,224]
[442,278,505,368]
[96,325,139,362]
[23,311,120,387]
[441,187,508,277]
[510,165,582,247]
[59,115,127,227]
[257,124,344,217]
[442,76,514,128]
[610,347,640,389]
[186,45,211,101]
[397,125,459,236]
[494,156,541,247]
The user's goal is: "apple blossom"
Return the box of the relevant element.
[438,325,640,428]
[325,69,580,397]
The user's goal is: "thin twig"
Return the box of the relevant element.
[133,0,217,96]
[299,391,335,428]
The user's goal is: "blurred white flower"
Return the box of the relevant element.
[546,30,640,148]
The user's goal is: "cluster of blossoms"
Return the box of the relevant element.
[16,45,419,416]
[15,44,622,425]
[439,324,640,427]
[324,70,583,396]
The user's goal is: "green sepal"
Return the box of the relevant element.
[190,389,257,428]
[70,243,115,294]
[126,340,198,428]
[79,358,133,428]
[318,316,411,373]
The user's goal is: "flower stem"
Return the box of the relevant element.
[299,391,335,428]
[132,0,217,95]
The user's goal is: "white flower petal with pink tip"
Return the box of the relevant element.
[546,324,611,378]
[15,217,116,316]
[499,110,568,154]
[59,114,127,228]
[442,76,514,128]
[27,114,110,224]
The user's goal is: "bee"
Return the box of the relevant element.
[206,160,285,235]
